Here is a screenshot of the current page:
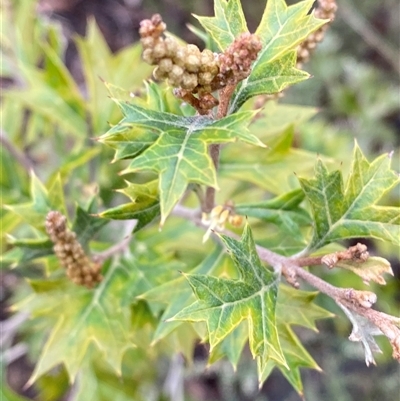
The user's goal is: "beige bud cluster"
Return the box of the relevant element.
[218,32,262,85]
[45,211,103,289]
[139,15,262,114]
[139,14,220,94]
[297,0,338,66]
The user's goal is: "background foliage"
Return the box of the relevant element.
[1,0,399,400]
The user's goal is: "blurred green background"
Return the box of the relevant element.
[1,0,399,400]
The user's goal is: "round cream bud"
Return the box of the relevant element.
[153,42,166,59]
[200,49,214,65]
[307,41,317,50]
[142,48,155,64]
[164,37,178,57]
[54,243,63,252]
[314,31,324,42]
[186,44,201,55]
[81,266,91,275]
[158,58,173,73]
[185,54,200,72]
[140,36,155,49]
[198,71,213,85]
[65,256,74,264]
[174,47,187,67]
[181,72,198,90]
[169,64,184,81]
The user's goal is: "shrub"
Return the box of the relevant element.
[1,0,399,400]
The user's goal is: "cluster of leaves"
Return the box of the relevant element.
[1,0,399,400]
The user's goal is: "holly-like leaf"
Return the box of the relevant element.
[18,251,182,384]
[336,256,394,286]
[208,322,248,369]
[23,263,134,384]
[260,324,321,396]
[72,200,108,249]
[99,125,158,162]
[227,0,328,113]
[140,245,230,343]
[220,127,327,195]
[104,100,263,225]
[260,285,333,394]
[194,0,248,50]
[4,172,66,231]
[255,0,327,63]
[170,223,287,382]
[299,144,400,252]
[0,237,53,268]
[99,180,160,232]
[235,189,311,240]
[229,52,309,114]
[249,101,318,138]
[276,284,334,331]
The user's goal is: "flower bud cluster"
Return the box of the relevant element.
[218,32,262,85]
[139,14,220,94]
[139,15,262,113]
[45,211,102,289]
[297,0,338,66]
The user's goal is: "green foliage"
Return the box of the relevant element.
[2,0,399,400]
[299,144,400,252]
[100,97,262,224]
[172,224,286,379]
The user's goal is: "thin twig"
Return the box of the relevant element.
[216,84,236,119]
[93,220,137,262]
[203,83,238,213]
[0,129,34,172]
[294,255,324,267]
[2,343,28,364]
[0,311,30,346]
[172,204,400,360]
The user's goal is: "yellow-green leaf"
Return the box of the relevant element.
[299,144,400,251]
[195,0,248,50]
[170,224,287,383]
[108,101,261,225]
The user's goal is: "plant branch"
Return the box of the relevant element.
[203,84,238,213]
[93,220,137,262]
[216,84,236,119]
[172,204,400,361]
[0,129,34,172]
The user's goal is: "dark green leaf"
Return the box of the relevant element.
[99,180,160,232]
